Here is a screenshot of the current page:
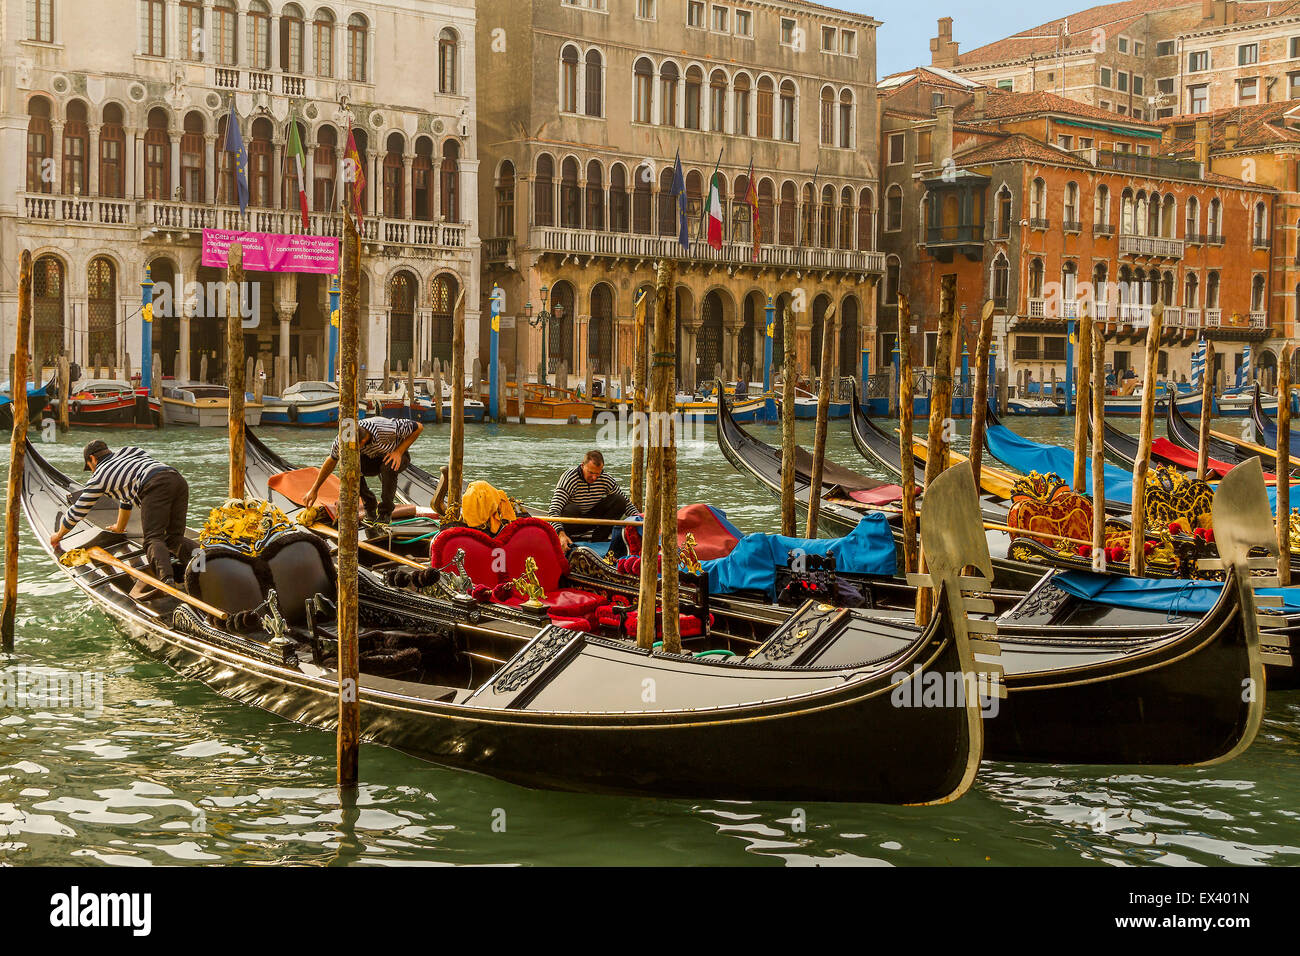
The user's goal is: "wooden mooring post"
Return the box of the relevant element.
[969,301,994,494]
[1129,302,1164,576]
[631,290,649,512]
[2,251,33,651]
[1092,322,1107,565]
[915,281,959,625]
[805,303,838,538]
[897,296,918,577]
[1197,339,1215,482]
[226,243,246,499]
[1278,346,1293,586]
[448,289,467,514]
[637,260,675,651]
[1072,301,1092,493]
[779,305,798,536]
[336,213,362,790]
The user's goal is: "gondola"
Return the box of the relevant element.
[1251,384,1300,459]
[1089,407,1236,478]
[23,438,992,804]
[0,370,58,430]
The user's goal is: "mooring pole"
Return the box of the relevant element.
[1197,338,1215,482]
[2,250,33,651]
[1091,321,1107,566]
[225,243,246,499]
[337,213,362,789]
[448,288,467,514]
[637,260,674,650]
[779,305,798,536]
[488,284,501,422]
[328,273,340,383]
[57,353,71,433]
[140,265,154,393]
[631,289,649,512]
[762,294,775,395]
[916,281,959,625]
[805,303,838,538]
[1072,300,1092,493]
[1278,346,1292,586]
[897,296,918,577]
[969,301,995,493]
[1129,301,1164,576]
[660,293,681,656]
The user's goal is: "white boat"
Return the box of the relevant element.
[162,383,262,427]
[261,380,356,426]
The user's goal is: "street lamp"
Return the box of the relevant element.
[525,284,563,386]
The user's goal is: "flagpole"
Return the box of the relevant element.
[697,148,724,244]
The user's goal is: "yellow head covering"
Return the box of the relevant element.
[460,480,518,533]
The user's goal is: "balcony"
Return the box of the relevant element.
[1029,217,1050,230]
[527,227,885,274]
[214,67,240,89]
[1253,238,1271,251]
[1095,151,1204,181]
[483,237,516,263]
[1206,232,1225,245]
[1183,308,1202,328]
[1204,309,1223,326]
[1062,219,1082,234]
[925,223,984,262]
[1162,306,1183,328]
[1094,221,1115,237]
[1185,231,1204,245]
[1119,235,1184,259]
[1250,311,1267,327]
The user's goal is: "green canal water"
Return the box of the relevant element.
[1,416,1298,867]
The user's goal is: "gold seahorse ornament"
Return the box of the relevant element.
[513,556,546,607]
[680,533,702,574]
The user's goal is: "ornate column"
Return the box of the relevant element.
[205,134,217,204]
[402,152,414,221]
[88,124,101,197]
[722,317,741,381]
[51,120,64,193]
[169,132,181,200]
[128,127,140,199]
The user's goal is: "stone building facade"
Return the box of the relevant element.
[2,0,480,385]
[475,0,884,392]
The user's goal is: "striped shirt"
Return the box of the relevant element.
[549,465,638,533]
[61,447,173,532]
[329,417,419,462]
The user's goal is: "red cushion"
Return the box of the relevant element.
[499,587,603,616]
[428,517,571,590]
[623,610,710,638]
[429,525,502,588]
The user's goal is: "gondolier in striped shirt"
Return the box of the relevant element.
[302,416,423,523]
[48,440,196,598]
[549,450,640,552]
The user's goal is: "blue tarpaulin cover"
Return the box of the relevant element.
[701,513,897,599]
[1053,569,1300,615]
[985,424,1133,505]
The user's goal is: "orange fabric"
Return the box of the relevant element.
[269,468,340,514]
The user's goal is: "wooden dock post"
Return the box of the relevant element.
[969,301,995,493]
[779,305,798,536]
[915,281,959,625]
[57,353,71,433]
[515,354,526,424]
[252,358,266,405]
[897,296,918,577]
[1278,346,1292,586]
[1129,301,1163,576]
[2,251,33,651]
[631,291,649,512]
[1092,322,1106,564]
[805,303,838,537]
[637,259,674,651]
[336,212,362,790]
[1071,302,1092,493]
[1197,339,1215,482]
[448,289,467,513]
[431,359,443,424]
[226,243,245,499]
[660,305,681,656]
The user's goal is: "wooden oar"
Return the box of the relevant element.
[307,522,426,570]
[520,506,643,527]
[1208,426,1300,470]
[74,547,229,619]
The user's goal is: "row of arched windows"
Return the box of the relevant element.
[513,154,876,250]
[28,254,118,368]
[386,271,459,367]
[1017,257,1267,313]
[25,97,462,221]
[631,57,806,142]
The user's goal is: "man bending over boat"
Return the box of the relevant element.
[549,450,640,553]
[302,417,423,524]
[49,440,196,598]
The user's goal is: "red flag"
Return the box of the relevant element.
[344,128,366,227]
[745,159,760,262]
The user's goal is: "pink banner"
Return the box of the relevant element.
[201,229,339,274]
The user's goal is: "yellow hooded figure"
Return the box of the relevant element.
[460,480,518,533]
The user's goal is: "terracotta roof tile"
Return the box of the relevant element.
[958,89,1159,127]
[953,133,1092,167]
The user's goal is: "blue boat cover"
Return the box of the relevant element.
[985,424,1133,505]
[1053,569,1300,615]
[701,512,897,598]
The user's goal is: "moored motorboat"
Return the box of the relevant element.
[261,380,359,427]
[49,379,162,428]
[503,382,595,424]
[0,371,58,430]
[162,383,262,427]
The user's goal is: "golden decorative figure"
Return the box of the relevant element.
[513,556,546,607]
[680,532,702,574]
[59,548,89,568]
[1289,509,1300,555]
[200,498,294,554]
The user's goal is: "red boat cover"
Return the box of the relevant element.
[1149,438,1255,479]
[676,503,742,560]
[848,484,909,505]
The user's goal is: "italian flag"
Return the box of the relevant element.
[706,171,723,249]
[288,119,310,231]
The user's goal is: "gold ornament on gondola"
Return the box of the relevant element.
[200,498,294,555]
[680,533,702,574]
[59,548,90,568]
[513,556,546,607]
[1288,508,1300,555]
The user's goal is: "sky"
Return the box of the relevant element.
[836,0,1087,77]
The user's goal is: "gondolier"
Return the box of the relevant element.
[302,416,423,523]
[548,450,639,552]
[48,440,196,597]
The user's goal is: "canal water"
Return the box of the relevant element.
[1,415,1297,866]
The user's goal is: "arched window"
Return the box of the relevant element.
[1206,270,1220,308]
[388,271,416,368]
[26,96,52,194]
[838,296,860,380]
[1253,201,1268,244]
[885,257,901,304]
[758,178,775,243]
[1134,191,1148,235]
[590,284,613,375]
[144,107,170,200]
[1184,272,1199,308]
[142,0,166,56]
[1145,191,1160,236]
[839,89,854,148]
[1029,177,1046,220]
[820,87,834,146]
[313,8,335,77]
[1162,194,1175,237]
[63,100,89,196]
[561,45,579,113]
[1120,188,1135,235]
[213,0,237,65]
[1063,181,1079,227]
[734,74,751,136]
[632,163,652,233]
[1063,261,1078,305]
[757,77,774,138]
[495,160,515,236]
[660,63,679,126]
[709,70,727,132]
[634,57,654,123]
[180,0,203,61]
[413,136,433,220]
[1094,184,1109,228]
[685,66,703,130]
[658,166,676,235]
[586,160,605,230]
[1252,273,1266,312]
[29,0,54,42]
[779,80,796,142]
[534,153,554,226]
[1185,196,1199,239]
[1161,270,1175,306]
[99,103,125,198]
[819,184,834,247]
[779,181,797,244]
[347,13,368,81]
[430,274,457,364]
[585,50,603,117]
[439,28,458,93]
[992,253,1009,308]
[249,117,273,207]
[280,4,304,73]
[383,132,404,218]
[800,183,815,244]
[839,185,854,250]
[248,1,272,70]
[1029,258,1044,299]
[87,257,116,366]
[281,120,307,211]
[33,255,64,368]
[559,156,580,228]
[857,187,873,250]
[1093,262,1108,310]
[314,125,337,212]
[1208,197,1222,238]
[180,111,206,202]
[885,184,902,231]
[440,139,460,221]
[686,169,703,233]
[610,164,628,232]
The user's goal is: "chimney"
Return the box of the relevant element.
[1203,0,1237,24]
[935,104,956,167]
[970,86,987,118]
[1224,120,1239,150]
[1193,118,1211,165]
[930,17,960,68]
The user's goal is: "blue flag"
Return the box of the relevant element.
[223,103,249,214]
[671,150,689,252]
